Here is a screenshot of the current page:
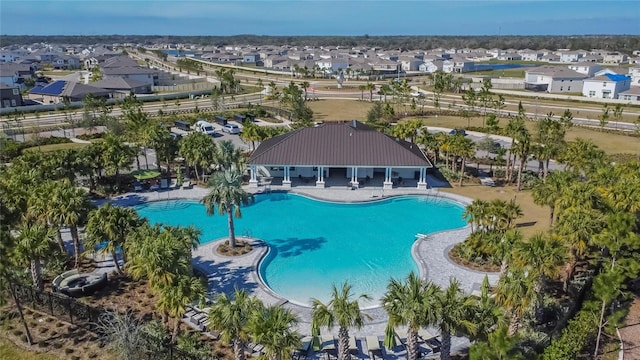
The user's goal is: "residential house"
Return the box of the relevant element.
[603,52,628,65]
[525,66,586,92]
[582,73,631,99]
[263,55,289,68]
[102,67,159,86]
[581,54,603,63]
[242,53,260,63]
[0,51,20,63]
[618,87,640,102]
[520,51,543,62]
[398,57,423,72]
[53,55,81,70]
[628,67,640,87]
[90,77,152,97]
[0,83,24,108]
[28,80,112,104]
[558,51,583,63]
[419,60,444,73]
[567,63,602,77]
[315,58,349,74]
[540,54,560,62]
[497,52,522,61]
[0,63,22,88]
[443,57,474,73]
[101,55,139,68]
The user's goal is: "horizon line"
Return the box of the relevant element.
[2,33,639,37]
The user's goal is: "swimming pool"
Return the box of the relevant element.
[135,193,466,306]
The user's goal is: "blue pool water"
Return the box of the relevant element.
[134,193,466,306]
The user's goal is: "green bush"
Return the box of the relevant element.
[542,305,597,360]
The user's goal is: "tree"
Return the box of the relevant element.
[471,276,507,342]
[52,179,93,268]
[102,134,135,191]
[494,269,534,335]
[531,171,576,227]
[311,282,371,360]
[382,272,438,360]
[179,132,217,182]
[462,88,477,122]
[598,104,610,131]
[208,289,262,360]
[201,169,253,248]
[156,274,206,342]
[248,305,301,360]
[478,80,493,125]
[513,233,566,298]
[469,326,524,360]
[455,135,475,187]
[84,203,143,273]
[431,279,477,360]
[366,82,376,101]
[15,222,58,290]
[215,140,245,171]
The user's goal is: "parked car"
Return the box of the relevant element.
[193,120,217,136]
[222,123,241,134]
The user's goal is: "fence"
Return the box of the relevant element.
[153,82,213,93]
[9,282,202,360]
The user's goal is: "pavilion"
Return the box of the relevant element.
[247,120,433,189]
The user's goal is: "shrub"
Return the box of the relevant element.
[542,304,598,360]
[64,348,74,354]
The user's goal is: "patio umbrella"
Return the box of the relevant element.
[383,323,397,349]
[130,169,161,180]
[311,320,321,351]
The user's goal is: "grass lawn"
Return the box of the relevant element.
[0,338,58,360]
[443,185,549,238]
[468,69,526,78]
[308,99,374,122]
[40,70,78,76]
[23,142,89,153]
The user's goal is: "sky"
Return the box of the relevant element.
[1,0,639,36]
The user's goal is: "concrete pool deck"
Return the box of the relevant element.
[107,182,500,355]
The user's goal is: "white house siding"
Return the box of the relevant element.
[548,78,583,93]
[583,79,631,99]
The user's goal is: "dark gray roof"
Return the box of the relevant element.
[249,121,432,167]
[102,66,157,75]
[90,77,148,90]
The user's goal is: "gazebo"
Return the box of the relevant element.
[248,120,432,189]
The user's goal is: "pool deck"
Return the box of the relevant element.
[106,182,500,356]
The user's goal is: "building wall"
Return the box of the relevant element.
[583,79,631,99]
[0,88,23,108]
[548,78,583,93]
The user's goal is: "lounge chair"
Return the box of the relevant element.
[418,328,436,342]
[365,336,382,360]
[160,178,169,190]
[169,178,178,189]
[182,178,192,189]
[321,335,337,360]
[133,182,143,192]
[348,336,359,358]
[293,336,312,360]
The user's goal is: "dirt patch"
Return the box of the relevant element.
[216,240,253,256]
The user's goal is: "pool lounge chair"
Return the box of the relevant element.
[160,178,169,190]
[366,336,382,360]
[321,335,337,360]
[348,336,359,358]
[293,336,312,360]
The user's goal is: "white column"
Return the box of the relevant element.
[351,167,359,188]
[417,167,427,189]
[315,166,325,188]
[383,166,393,189]
[249,165,258,187]
[283,165,291,188]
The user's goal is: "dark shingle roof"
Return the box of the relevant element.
[90,77,148,90]
[249,121,432,167]
[102,67,157,75]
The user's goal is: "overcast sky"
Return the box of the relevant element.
[1,0,639,36]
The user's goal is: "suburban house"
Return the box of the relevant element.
[525,66,587,92]
[419,60,444,73]
[315,58,349,74]
[248,121,432,190]
[558,51,584,63]
[0,83,24,108]
[618,87,640,102]
[443,57,474,73]
[497,52,522,61]
[582,73,632,99]
[53,55,81,70]
[101,67,159,86]
[28,80,112,104]
[567,63,603,77]
[90,77,152,97]
[242,53,260,63]
[603,52,628,64]
[628,67,640,87]
[0,65,21,88]
[520,51,543,61]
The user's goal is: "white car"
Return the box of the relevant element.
[222,123,241,134]
[410,91,422,97]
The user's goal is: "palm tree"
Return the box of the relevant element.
[84,203,142,273]
[311,282,372,360]
[15,223,58,290]
[382,272,438,360]
[179,132,217,182]
[462,199,489,232]
[202,169,253,248]
[430,279,477,360]
[366,82,376,101]
[469,326,524,360]
[531,171,575,227]
[471,276,506,343]
[494,269,534,335]
[216,140,245,171]
[208,289,262,360]
[248,305,301,360]
[156,274,206,342]
[52,180,93,268]
[513,233,566,298]
[456,136,476,187]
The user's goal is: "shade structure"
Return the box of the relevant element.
[383,323,397,349]
[130,169,161,180]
